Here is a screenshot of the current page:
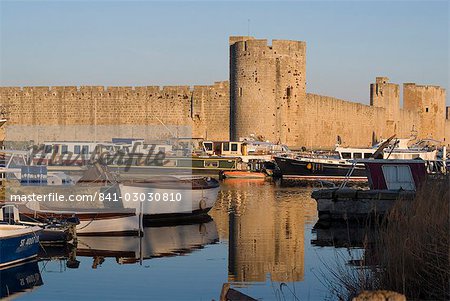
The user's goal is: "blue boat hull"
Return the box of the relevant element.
[0,230,41,267]
[1,260,43,298]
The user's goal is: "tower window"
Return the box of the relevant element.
[239,87,243,97]
[425,107,429,113]
[286,87,292,98]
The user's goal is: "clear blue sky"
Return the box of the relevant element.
[0,1,448,105]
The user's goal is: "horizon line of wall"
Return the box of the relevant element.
[1,81,447,108]
[0,81,229,93]
[1,78,449,148]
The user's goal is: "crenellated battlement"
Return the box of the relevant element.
[271,39,306,55]
[403,83,445,90]
[0,82,230,105]
[230,36,306,59]
[0,83,232,101]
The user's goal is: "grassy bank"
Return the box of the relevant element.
[323,175,449,300]
[374,175,449,300]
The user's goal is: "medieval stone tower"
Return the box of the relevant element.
[229,36,306,146]
[370,77,400,137]
[403,83,446,142]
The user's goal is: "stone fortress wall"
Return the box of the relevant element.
[1,36,449,148]
[0,81,229,143]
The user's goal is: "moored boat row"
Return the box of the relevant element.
[274,136,448,183]
[1,162,221,237]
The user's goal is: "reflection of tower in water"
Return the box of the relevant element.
[210,181,317,283]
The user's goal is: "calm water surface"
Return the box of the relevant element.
[7,180,360,300]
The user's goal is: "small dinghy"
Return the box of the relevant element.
[220,171,266,179]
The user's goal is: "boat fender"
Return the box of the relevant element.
[306,163,313,170]
[199,198,207,210]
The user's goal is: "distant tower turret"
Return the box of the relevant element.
[403,83,446,141]
[229,36,306,146]
[370,77,400,137]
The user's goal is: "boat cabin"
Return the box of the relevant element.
[202,141,244,156]
[335,147,376,160]
[335,138,438,161]
[201,140,288,157]
[362,160,427,191]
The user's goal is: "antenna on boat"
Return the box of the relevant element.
[370,134,396,159]
[385,138,400,159]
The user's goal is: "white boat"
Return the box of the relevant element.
[77,163,221,220]
[119,176,220,218]
[335,138,439,161]
[20,201,141,236]
[8,183,140,236]
[5,162,140,235]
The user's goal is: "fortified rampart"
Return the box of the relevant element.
[0,82,229,143]
[301,91,420,148]
[302,93,386,148]
[1,36,449,149]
